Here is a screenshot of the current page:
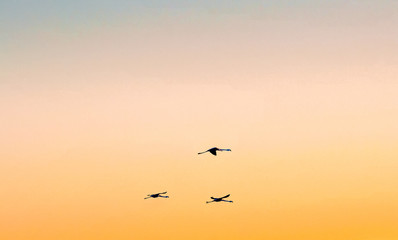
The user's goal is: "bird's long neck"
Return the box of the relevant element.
[198,151,208,154]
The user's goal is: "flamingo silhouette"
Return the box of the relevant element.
[144,191,169,199]
[206,194,233,204]
[198,147,231,156]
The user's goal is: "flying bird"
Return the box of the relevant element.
[144,191,169,199]
[206,194,233,204]
[198,147,231,156]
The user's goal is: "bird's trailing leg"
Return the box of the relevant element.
[159,195,169,198]
[222,200,233,203]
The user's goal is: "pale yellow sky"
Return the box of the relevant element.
[1,1,398,239]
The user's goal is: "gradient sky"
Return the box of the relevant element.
[1,1,398,240]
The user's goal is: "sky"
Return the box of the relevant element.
[1,1,398,239]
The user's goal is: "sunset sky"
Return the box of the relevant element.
[1,1,398,239]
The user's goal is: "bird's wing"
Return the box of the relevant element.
[221,194,230,199]
[158,191,167,194]
[209,149,217,156]
[211,197,216,200]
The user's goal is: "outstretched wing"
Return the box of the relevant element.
[221,194,230,199]
[211,197,216,200]
[158,191,167,195]
[209,149,217,156]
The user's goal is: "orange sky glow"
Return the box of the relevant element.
[1,1,398,239]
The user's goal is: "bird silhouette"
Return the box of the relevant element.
[206,194,233,204]
[198,147,231,156]
[144,191,169,199]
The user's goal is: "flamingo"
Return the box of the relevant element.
[206,194,233,204]
[144,191,169,199]
[198,147,231,156]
